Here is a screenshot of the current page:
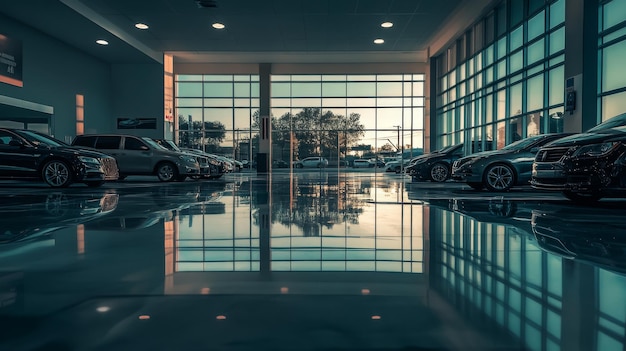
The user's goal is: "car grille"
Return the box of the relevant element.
[535,147,569,162]
[195,156,208,167]
[100,157,119,180]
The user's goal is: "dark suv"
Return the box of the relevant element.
[0,128,119,187]
[531,112,626,202]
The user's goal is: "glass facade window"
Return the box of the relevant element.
[599,0,626,121]
[435,0,565,151]
[175,75,260,162]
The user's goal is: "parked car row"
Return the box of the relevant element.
[0,128,119,188]
[407,112,626,202]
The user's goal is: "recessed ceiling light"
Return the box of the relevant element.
[135,23,149,30]
[212,23,225,29]
[374,38,384,44]
[381,22,394,28]
[96,39,109,45]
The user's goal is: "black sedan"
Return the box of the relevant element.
[0,128,119,187]
[406,141,494,182]
[531,112,626,202]
[451,133,571,191]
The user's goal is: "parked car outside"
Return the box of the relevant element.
[384,157,414,173]
[72,134,200,182]
[531,112,626,202]
[153,139,213,178]
[452,133,571,191]
[0,128,119,188]
[293,157,329,168]
[406,141,493,182]
[353,159,375,168]
[273,159,289,168]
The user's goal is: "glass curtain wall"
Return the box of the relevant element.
[435,0,565,152]
[271,74,425,168]
[175,74,260,162]
[598,0,626,122]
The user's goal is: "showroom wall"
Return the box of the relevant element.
[0,13,112,142]
[111,63,164,138]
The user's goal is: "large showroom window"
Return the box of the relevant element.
[270,74,425,168]
[175,74,260,162]
[435,0,565,151]
[598,0,626,122]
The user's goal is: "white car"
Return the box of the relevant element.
[293,157,329,168]
[353,159,374,168]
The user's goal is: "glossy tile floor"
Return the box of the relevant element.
[1,170,626,350]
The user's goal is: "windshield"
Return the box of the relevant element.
[143,137,168,150]
[437,144,461,154]
[587,112,626,133]
[501,134,544,150]
[15,130,66,147]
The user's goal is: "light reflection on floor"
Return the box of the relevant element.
[0,172,626,350]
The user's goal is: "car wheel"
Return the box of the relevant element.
[85,181,105,187]
[156,162,178,182]
[467,182,483,190]
[484,163,515,191]
[42,160,72,188]
[429,163,449,182]
[562,190,603,203]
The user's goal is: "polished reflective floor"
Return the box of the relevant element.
[1,171,626,350]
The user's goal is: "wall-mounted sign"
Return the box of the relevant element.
[0,34,23,87]
[117,118,157,129]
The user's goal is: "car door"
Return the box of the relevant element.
[0,130,39,178]
[121,136,154,173]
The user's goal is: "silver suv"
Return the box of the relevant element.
[72,134,200,182]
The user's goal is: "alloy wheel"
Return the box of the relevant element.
[43,161,71,188]
[430,163,449,182]
[485,164,514,191]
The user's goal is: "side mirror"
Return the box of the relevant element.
[140,145,150,151]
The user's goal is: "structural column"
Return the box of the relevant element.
[256,63,272,172]
[564,0,599,132]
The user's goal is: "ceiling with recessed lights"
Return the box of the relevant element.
[0,0,496,64]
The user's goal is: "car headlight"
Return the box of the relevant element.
[179,155,197,164]
[572,142,617,157]
[78,156,100,165]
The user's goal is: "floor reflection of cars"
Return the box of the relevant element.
[532,204,626,274]
[0,192,119,245]
[452,133,570,191]
[532,112,626,202]
[293,157,329,168]
[0,128,119,188]
[407,141,493,182]
[72,134,200,182]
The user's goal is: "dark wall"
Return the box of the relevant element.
[0,13,113,141]
[111,63,165,138]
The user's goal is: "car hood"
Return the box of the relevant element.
[544,130,626,147]
[53,146,115,159]
[461,148,514,160]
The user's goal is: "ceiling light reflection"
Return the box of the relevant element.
[361,289,370,295]
[381,22,394,28]
[96,306,110,313]
[280,287,289,294]
[95,39,109,45]
[135,23,149,30]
